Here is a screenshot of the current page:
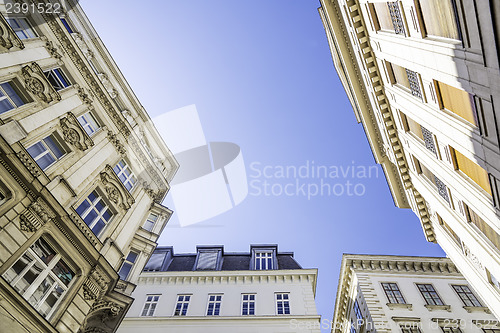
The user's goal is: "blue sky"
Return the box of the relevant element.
[82,0,445,328]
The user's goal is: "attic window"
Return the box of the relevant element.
[195,250,219,270]
[144,252,167,272]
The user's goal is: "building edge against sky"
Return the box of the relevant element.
[117,244,321,333]
[0,1,178,332]
[318,0,500,320]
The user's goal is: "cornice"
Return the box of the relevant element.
[124,315,322,322]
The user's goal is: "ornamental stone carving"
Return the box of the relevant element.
[20,197,56,232]
[21,62,60,103]
[60,112,94,150]
[44,40,62,60]
[0,13,24,51]
[71,32,94,59]
[106,130,126,156]
[80,298,124,333]
[16,149,42,177]
[100,165,135,210]
[97,73,118,98]
[83,266,109,301]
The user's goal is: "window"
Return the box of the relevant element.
[1,81,25,114]
[415,158,450,203]
[118,250,139,281]
[441,328,462,333]
[143,213,158,232]
[0,181,10,207]
[195,250,219,270]
[60,18,74,33]
[77,112,100,136]
[143,251,167,272]
[113,160,136,191]
[242,294,255,315]
[6,18,36,39]
[206,294,222,316]
[401,328,421,333]
[435,81,476,126]
[417,0,460,39]
[26,134,65,170]
[353,300,363,320]
[464,204,500,251]
[350,320,357,333]
[401,113,437,155]
[452,285,482,307]
[174,295,190,316]
[141,294,160,317]
[483,330,500,333]
[450,147,491,195]
[276,293,290,315]
[417,283,444,305]
[2,238,74,318]
[371,2,405,34]
[389,63,422,98]
[381,282,406,304]
[437,214,461,245]
[44,68,70,91]
[255,251,273,270]
[75,190,113,236]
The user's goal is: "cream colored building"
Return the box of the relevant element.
[118,245,321,333]
[333,254,498,333]
[319,0,500,319]
[0,1,178,332]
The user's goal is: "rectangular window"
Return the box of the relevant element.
[77,112,100,136]
[483,330,500,333]
[381,282,406,304]
[353,300,363,320]
[206,294,222,316]
[174,295,190,316]
[417,0,460,39]
[2,238,74,318]
[417,283,444,305]
[113,160,136,191]
[26,134,65,170]
[255,251,273,270]
[75,190,113,236]
[276,293,290,315]
[118,250,138,281]
[60,18,74,34]
[242,294,255,315]
[196,250,219,270]
[6,18,36,39]
[389,63,422,98]
[143,213,158,232]
[371,2,405,34]
[465,204,500,251]
[143,252,167,272]
[141,294,160,316]
[0,81,26,114]
[415,158,450,203]
[450,147,491,195]
[401,328,421,333]
[44,68,71,91]
[441,328,462,333]
[435,81,476,126]
[452,285,482,307]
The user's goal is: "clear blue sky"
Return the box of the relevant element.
[82,0,445,329]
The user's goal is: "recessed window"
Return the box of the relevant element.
[275,293,290,315]
[206,294,222,316]
[60,18,74,34]
[370,2,406,34]
[113,160,136,191]
[388,63,422,98]
[441,328,462,333]
[195,250,219,270]
[75,190,113,236]
[6,18,36,39]
[435,81,477,126]
[381,282,406,304]
[401,328,421,333]
[26,134,66,170]
[416,0,460,39]
[0,81,26,114]
[174,295,190,316]
[2,238,75,318]
[143,213,158,232]
[44,68,71,91]
[141,294,160,317]
[464,204,500,251]
[450,147,491,195]
[77,111,100,136]
[242,294,255,315]
[414,157,450,203]
[353,300,363,320]
[451,285,482,307]
[417,283,444,305]
[255,251,273,270]
[118,250,139,281]
[143,251,168,272]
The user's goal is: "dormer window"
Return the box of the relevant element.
[194,247,222,271]
[251,246,277,270]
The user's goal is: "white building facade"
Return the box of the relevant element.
[118,245,321,333]
[333,254,499,333]
[0,1,178,332]
[319,0,500,318]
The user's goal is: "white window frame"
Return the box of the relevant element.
[143,213,158,232]
[2,238,74,319]
[255,251,274,270]
[173,294,191,316]
[206,294,222,316]
[44,68,71,91]
[75,190,113,236]
[113,159,136,191]
[241,293,255,315]
[0,81,25,114]
[141,294,160,317]
[77,111,100,136]
[6,17,37,39]
[118,250,139,281]
[26,134,66,171]
[275,292,290,315]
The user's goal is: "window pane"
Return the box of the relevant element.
[31,238,56,265]
[43,136,64,159]
[26,142,47,160]
[436,81,476,125]
[28,275,55,307]
[118,262,132,280]
[3,253,33,283]
[0,98,15,113]
[38,284,63,317]
[52,260,74,286]
[75,200,90,216]
[15,260,45,294]
[453,148,491,194]
[373,3,394,31]
[418,0,460,39]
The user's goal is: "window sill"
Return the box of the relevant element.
[424,304,451,312]
[463,306,491,314]
[387,303,412,310]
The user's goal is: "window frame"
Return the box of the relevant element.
[416,283,445,305]
[141,294,161,317]
[451,284,482,307]
[254,251,274,270]
[206,294,223,316]
[6,17,37,40]
[118,250,139,281]
[173,294,191,316]
[77,111,100,137]
[0,80,26,114]
[415,0,462,41]
[26,133,67,171]
[44,68,71,91]
[113,159,137,192]
[381,282,406,304]
[241,293,256,316]
[275,292,290,315]
[142,213,158,232]
[74,189,114,237]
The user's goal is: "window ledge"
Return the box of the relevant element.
[424,304,451,312]
[387,303,412,310]
[463,306,491,314]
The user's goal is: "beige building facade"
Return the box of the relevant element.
[333,254,498,333]
[0,1,178,332]
[319,0,500,319]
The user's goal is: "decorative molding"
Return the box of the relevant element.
[19,197,55,232]
[71,32,94,58]
[461,242,484,270]
[0,13,24,50]
[60,112,94,150]
[44,40,62,59]
[387,303,413,311]
[424,304,451,312]
[83,266,109,301]
[97,73,118,99]
[21,62,60,104]
[100,165,135,210]
[53,215,94,264]
[142,181,162,203]
[76,85,93,105]
[463,306,491,314]
[68,211,100,247]
[16,149,42,177]
[106,130,126,156]
[0,155,36,200]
